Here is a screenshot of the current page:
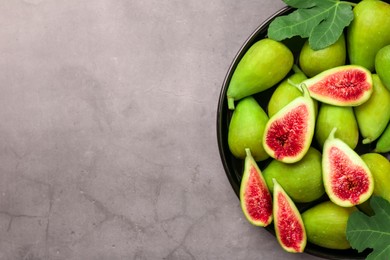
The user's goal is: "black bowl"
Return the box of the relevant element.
[216,6,376,260]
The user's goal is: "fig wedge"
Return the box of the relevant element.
[302,65,373,106]
[273,179,306,253]
[263,84,315,163]
[239,148,273,227]
[322,128,374,207]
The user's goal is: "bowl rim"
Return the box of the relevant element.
[215,6,370,260]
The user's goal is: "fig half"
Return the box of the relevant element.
[263,84,315,163]
[322,128,374,207]
[273,179,306,253]
[302,65,373,106]
[239,148,273,227]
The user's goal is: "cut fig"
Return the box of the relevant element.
[322,128,374,207]
[239,148,273,227]
[273,178,306,253]
[263,84,315,163]
[302,65,373,106]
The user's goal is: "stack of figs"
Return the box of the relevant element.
[226,0,390,254]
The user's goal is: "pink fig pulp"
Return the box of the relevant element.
[240,148,273,227]
[263,85,315,163]
[273,179,306,253]
[322,128,374,207]
[302,65,373,106]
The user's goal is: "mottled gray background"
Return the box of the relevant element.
[0,0,325,259]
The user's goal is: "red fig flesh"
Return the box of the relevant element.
[322,128,374,207]
[273,179,306,253]
[302,65,373,106]
[240,148,273,226]
[263,85,315,163]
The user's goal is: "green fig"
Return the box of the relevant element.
[263,85,315,163]
[347,0,390,71]
[375,44,390,91]
[299,33,346,78]
[227,38,294,109]
[354,74,390,144]
[240,149,273,227]
[358,153,390,215]
[263,147,325,203]
[315,103,359,149]
[375,122,390,153]
[273,179,306,253]
[322,128,374,207]
[302,201,357,250]
[228,96,269,161]
[267,67,307,117]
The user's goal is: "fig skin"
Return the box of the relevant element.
[263,147,325,203]
[299,34,346,78]
[302,201,357,250]
[228,97,269,161]
[354,74,390,144]
[226,38,294,110]
[267,68,307,117]
[315,103,359,149]
[273,179,306,253]
[375,122,390,153]
[358,153,390,215]
[322,128,374,208]
[347,0,390,72]
[240,149,273,227]
[375,44,390,91]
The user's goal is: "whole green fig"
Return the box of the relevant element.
[347,0,390,71]
[302,201,357,250]
[354,74,390,144]
[267,66,308,117]
[228,97,269,161]
[227,39,294,109]
[299,34,346,78]
[375,44,390,91]
[315,103,359,149]
[262,147,324,203]
[358,153,390,215]
[375,122,390,153]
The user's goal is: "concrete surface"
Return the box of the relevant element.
[0,1,324,259]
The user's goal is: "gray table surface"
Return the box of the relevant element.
[0,1,328,259]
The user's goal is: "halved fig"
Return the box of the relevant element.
[239,148,273,227]
[322,128,374,207]
[273,178,306,253]
[302,65,373,106]
[263,85,315,163]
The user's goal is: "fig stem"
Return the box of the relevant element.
[341,1,357,7]
[228,97,235,110]
[245,148,251,157]
[300,83,310,97]
[287,79,301,90]
[328,127,337,140]
[362,138,372,145]
[292,64,304,75]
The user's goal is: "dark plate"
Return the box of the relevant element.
[215,5,383,260]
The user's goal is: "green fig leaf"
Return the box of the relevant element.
[268,0,354,50]
[346,196,390,260]
[308,3,353,50]
[282,0,318,9]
